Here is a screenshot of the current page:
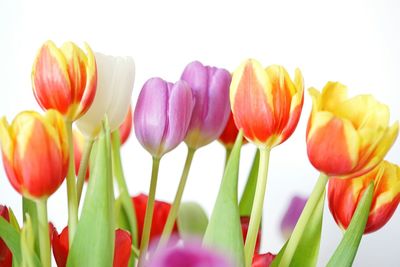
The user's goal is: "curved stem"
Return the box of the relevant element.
[244,147,271,267]
[278,173,328,267]
[138,157,160,266]
[157,147,196,249]
[111,130,138,247]
[36,198,50,267]
[76,138,94,206]
[65,120,78,246]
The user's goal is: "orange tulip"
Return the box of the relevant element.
[328,160,400,233]
[307,82,398,178]
[230,59,304,148]
[0,110,69,198]
[32,40,97,121]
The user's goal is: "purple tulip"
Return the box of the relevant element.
[147,241,232,267]
[280,195,307,239]
[134,78,195,158]
[181,61,231,149]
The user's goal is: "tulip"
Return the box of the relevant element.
[0,206,12,267]
[241,216,261,253]
[230,59,304,266]
[32,40,97,121]
[119,105,133,145]
[219,111,248,149]
[181,61,231,149]
[230,59,304,148]
[147,241,232,267]
[132,194,179,247]
[252,253,276,267]
[76,53,135,138]
[0,110,68,198]
[280,195,307,239]
[328,160,400,234]
[51,226,132,267]
[307,82,398,178]
[134,77,194,158]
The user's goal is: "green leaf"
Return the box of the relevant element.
[271,192,325,267]
[115,195,130,231]
[67,122,115,267]
[8,208,21,231]
[327,181,374,267]
[177,202,208,239]
[239,150,260,216]
[0,216,22,266]
[20,215,41,267]
[22,197,39,255]
[203,131,245,266]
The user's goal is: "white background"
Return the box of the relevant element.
[1,0,399,266]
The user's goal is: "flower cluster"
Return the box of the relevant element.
[0,40,399,267]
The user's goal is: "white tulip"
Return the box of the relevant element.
[76,53,135,138]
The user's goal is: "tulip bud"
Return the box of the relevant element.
[0,205,12,267]
[73,129,89,181]
[181,61,231,149]
[0,110,69,198]
[218,111,247,149]
[328,160,400,234]
[241,216,261,253]
[280,195,307,239]
[119,105,133,145]
[132,194,179,247]
[76,53,135,138]
[230,59,304,148]
[134,78,194,158]
[307,82,399,178]
[51,226,132,267]
[147,241,232,267]
[32,40,97,121]
[252,252,276,267]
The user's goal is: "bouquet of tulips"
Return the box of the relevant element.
[0,40,399,267]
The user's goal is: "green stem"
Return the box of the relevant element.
[138,157,161,266]
[65,120,78,247]
[157,147,196,249]
[111,130,138,247]
[239,150,260,216]
[244,147,271,267]
[36,198,50,267]
[76,138,94,206]
[278,173,329,267]
[224,147,232,167]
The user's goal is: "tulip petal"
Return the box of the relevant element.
[107,56,135,131]
[32,41,72,114]
[163,80,194,152]
[134,78,168,157]
[307,112,359,176]
[231,59,274,146]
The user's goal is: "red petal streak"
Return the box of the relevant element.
[307,118,354,175]
[33,46,71,115]
[233,64,274,143]
[14,120,66,197]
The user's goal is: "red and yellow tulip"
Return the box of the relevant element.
[32,40,97,121]
[0,110,69,198]
[328,160,400,233]
[307,82,398,178]
[230,59,304,148]
[119,105,133,145]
